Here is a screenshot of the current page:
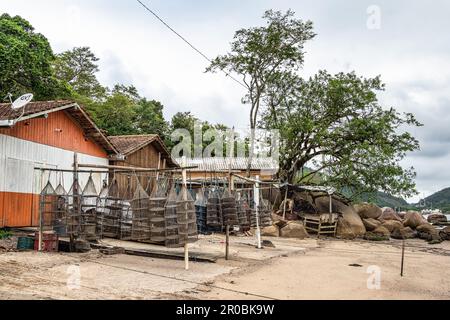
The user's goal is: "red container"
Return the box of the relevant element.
[34,232,59,252]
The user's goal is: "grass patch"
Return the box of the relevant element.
[0,229,13,239]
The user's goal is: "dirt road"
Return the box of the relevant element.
[1,236,449,300]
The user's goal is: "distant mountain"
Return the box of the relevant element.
[360,191,410,209]
[422,187,450,212]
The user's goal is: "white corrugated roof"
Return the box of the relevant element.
[175,157,279,172]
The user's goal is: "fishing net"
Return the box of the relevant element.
[194,188,208,234]
[80,175,99,240]
[250,196,273,228]
[149,177,168,244]
[130,177,151,241]
[236,192,249,227]
[206,187,222,227]
[220,188,239,226]
[40,181,58,230]
[164,185,180,247]
[53,181,68,236]
[66,180,82,236]
[176,185,198,244]
[97,179,127,239]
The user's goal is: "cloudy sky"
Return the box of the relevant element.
[1,0,449,202]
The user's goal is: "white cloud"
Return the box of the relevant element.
[1,0,449,202]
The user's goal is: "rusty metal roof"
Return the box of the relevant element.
[0,100,118,155]
[109,134,178,167]
[175,157,279,172]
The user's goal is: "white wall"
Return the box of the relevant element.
[0,134,108,195]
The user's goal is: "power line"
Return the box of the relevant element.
[89,258,279,300]
[135,0,247,89]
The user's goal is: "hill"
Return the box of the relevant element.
[422,187,450,212]
[359,191,410,209]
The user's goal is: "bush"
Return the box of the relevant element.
[0,229,13,239]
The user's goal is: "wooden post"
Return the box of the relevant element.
[156,152,161,180]
[70,152,79,252]
[400,239,405,277]
[38,167,45,251]
[181,157,189,270]
[255,175,262,249]
[282,187,288,220]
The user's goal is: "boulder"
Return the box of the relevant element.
[382,220,404,233]
[391,227,416,239]
[271,213,288,228]
[427,214,448,225]
[363,218,382,231]
[336,205,366,239]
[416,223,441,242]
[379,207,403,222]
[261,225,280,237]
[403,211,427,229]
[439,226,450,241]
[364,232,390,241]
[397,211,407,219]
[354,203,382,219]
[373,225,391,237]
[280,222,308,239]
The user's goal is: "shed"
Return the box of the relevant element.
[175,157,279,182]
[0,100,118,227]
[109,134,178,195]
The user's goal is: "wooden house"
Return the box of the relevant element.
[0,100,117,227]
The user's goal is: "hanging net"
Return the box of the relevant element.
[176,185,198,244]
[194,188,208,234]
[164,185,180,247]
[130,178,151,241]
[53,182,68,236]
[220,188,239,226]
[250,196,273,228]
[149,177,168,244]
[66,180,82,237]
[40,181,58,230]
[236,192,249,227]
[206,187,221,227]
[80,175,99,240]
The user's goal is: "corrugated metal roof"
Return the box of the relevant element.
[175,157,279,172]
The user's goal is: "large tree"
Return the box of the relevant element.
[0,14,68,100]
[261,70,421,198]
[206,10,315,176]
[53,47,106,100]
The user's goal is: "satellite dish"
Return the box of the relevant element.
[11,93,33,110]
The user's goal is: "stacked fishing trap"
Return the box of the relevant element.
[194,189,208,234]
[164,185,180,247]
[206,188,222,228]
[149,177,168,244]
[130,179,151,241]
[176,185,198,244]
[220,189,239,226]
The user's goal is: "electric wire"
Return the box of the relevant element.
[73,255,279,300]
[135,0,248,90]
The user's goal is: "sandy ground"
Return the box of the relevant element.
[0,235,449,300]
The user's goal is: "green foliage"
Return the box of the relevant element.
[0,229,12,239]
[0,14,69,100]
[261,70,421,199]
[53,46,107,100]
[168,111,230,156]
[207,10,315,174]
